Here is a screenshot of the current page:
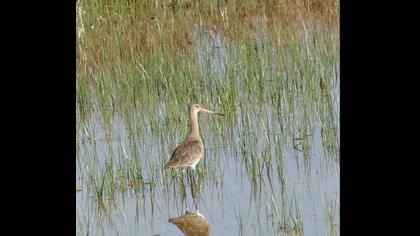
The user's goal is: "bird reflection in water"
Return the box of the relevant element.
[169,210,210,236]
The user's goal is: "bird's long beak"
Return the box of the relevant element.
[200,107,225,116]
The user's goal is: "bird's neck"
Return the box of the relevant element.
[189,111,200,138]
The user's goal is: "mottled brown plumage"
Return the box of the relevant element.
[165,138,204,170]
[164,104,224,170]
[169,210,210,236]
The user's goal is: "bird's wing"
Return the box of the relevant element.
[165,139,203,168]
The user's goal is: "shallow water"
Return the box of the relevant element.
[76,100,339,236]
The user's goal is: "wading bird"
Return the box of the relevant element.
[164,104,224,170]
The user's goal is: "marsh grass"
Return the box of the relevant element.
[76,0,339,234]
[325,198,339,236]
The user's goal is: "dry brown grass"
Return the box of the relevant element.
[76,0,338,78]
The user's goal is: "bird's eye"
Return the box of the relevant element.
[195,105,200,109]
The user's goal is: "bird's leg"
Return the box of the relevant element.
[192,186,198,211]
[187,168,194,194]
[180,169,188,210]
[187,168,199,210]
